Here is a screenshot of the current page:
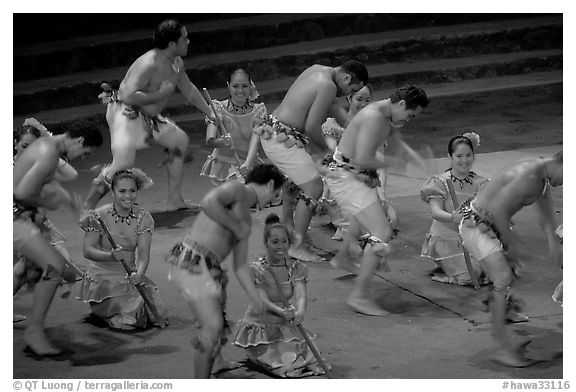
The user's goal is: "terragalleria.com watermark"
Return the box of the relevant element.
[13,380,173,392]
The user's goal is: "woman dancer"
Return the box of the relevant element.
[200,68,268,184]
[420,132,488,285]
[79,168,164,331]
[233,214,330,377]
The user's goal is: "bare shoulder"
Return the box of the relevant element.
[217,180,248,201]
[29,138,58,164]
[126,50,157,75]
[137,50,157,66]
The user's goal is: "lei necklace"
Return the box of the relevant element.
[227,99,253,114]
[110,206,138,225]
[449,170,476,190]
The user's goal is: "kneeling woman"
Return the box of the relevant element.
[233,214,330,377]
[79,169,164,330]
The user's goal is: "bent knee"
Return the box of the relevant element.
[490,268,514,291]
[193,326,224,354]
[44,261,65,279]
[311,177,324,197]
[170,131,190,151]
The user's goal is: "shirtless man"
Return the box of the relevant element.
[258,60,368,262]
[322,85,429,316]
[459,151,562,367]
[165,164,286,378]
[14,124,103,357]
[83,19,215,213]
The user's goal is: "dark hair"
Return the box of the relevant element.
[13,125,42,155]
[228,68,252,84]
[111,168,153,191]
[153,19,184,49]
[448,136,474,156]
[67,122,104,148]
[340,60,368,86]
[390,85,429,110]
[263,213,293,244]
[245,164,286,190]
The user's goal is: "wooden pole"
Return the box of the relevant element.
[91,211,168,328]
[445,180,481,289]
[268,269,332,378]
[201,88,243,166]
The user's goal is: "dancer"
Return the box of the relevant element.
[321,84,429,316]
[420,132,488,285]
[83,19,215,213]
[13,120,81,317]
[321,85,398,242]
[79,169,164,331]
[201,68,267,184]
[458,151,562,366]
[14,123,103,357]
[165,164,286,378]
[257,60,368,262]
[233,213,331,377]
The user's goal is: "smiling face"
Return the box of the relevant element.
[265,226,290,258]
[349,85,372,114]
[450,142,475,176]
[228,71,251,106]
[112,177,138,210]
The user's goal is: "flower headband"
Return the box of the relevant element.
[112,168,154,190]
[462,131,480,147]
[22,117,52,137]
[249,80,260,102]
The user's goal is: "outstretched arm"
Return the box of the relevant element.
[389,132,429,174]
[241,132,261,171]
[177,71,214,118]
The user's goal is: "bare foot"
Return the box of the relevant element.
[24,326,61,355]
[347,297,389,316]
[490,347,532,367]
[506,310,530,323]
[211,356,242,374]
[107,315,136,331]
[329,255,359,274]
[289,246,324,263]
[166,200,202,213]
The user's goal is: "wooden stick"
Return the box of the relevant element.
[201,88,243,166]
[445,180,481,289]
[268,269,332,378]
[91,211,168,328]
